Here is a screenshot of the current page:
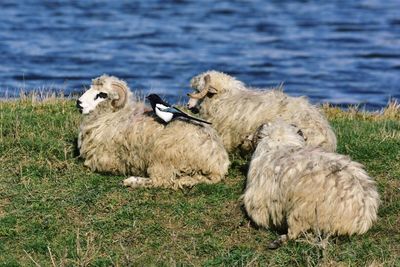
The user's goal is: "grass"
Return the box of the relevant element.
[0,95,399,266]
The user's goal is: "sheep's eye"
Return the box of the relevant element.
[95,92,108,100]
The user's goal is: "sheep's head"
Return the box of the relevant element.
[187,70,242,110]
[249,121,306,150]
[77,75,128,114]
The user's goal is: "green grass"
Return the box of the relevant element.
[1,97,399,266]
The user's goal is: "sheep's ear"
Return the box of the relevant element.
[111,81,127,109]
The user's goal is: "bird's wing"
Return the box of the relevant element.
[156,103,172,111]
[171,106,185,113]
[157,104,184,114]
[156,103,211,124]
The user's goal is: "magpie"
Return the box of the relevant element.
[146,94,211,124]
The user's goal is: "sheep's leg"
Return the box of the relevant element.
[175,174,223,189]
[135,164,223,189]
[175,175,204,189]
[268,224,304,249]
[146,164,176,188]
[268,234,288,249]
[123,176,153,188]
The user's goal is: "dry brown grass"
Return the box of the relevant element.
[322,100,400,121]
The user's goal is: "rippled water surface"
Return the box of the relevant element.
[1,0,399,108]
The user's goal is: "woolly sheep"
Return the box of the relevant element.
[187,70,337,152]
[77,75,230,189]
[242,121,379,248]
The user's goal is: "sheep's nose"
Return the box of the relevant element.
[76,99,82,109]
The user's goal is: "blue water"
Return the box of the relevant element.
[1,0,399,109]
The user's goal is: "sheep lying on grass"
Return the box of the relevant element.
[187,71,337,152]
[77,75,229,189]
[242,121,379,248]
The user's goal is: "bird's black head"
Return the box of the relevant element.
[146,94,168,110]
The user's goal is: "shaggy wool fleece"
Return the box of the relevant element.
[187,70,337,153]
[243,121,379,241]
[78,75,230,189]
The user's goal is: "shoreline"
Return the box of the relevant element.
[0,89,398,112]
[2,96,399,120]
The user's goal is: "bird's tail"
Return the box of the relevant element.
[189,116,212,125]
[173,106,212,124]
[185,114,212,124]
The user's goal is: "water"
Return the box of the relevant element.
[1,0,399,109]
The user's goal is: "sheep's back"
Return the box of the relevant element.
[151,120,230,177]
[285,149,379,235]
[280,97,337,152]
[245,148,379,235]
[199,89,336,152]
[200,90,286,151]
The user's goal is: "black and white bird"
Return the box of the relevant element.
[146,94,211,124]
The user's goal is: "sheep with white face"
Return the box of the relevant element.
[77,76,127,115]
[77,75,230,189]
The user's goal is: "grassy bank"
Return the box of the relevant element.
[1,96,399,266]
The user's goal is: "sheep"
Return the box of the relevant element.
[242,121,379,248]
[77,74,230,189]
[187,70,337,152]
